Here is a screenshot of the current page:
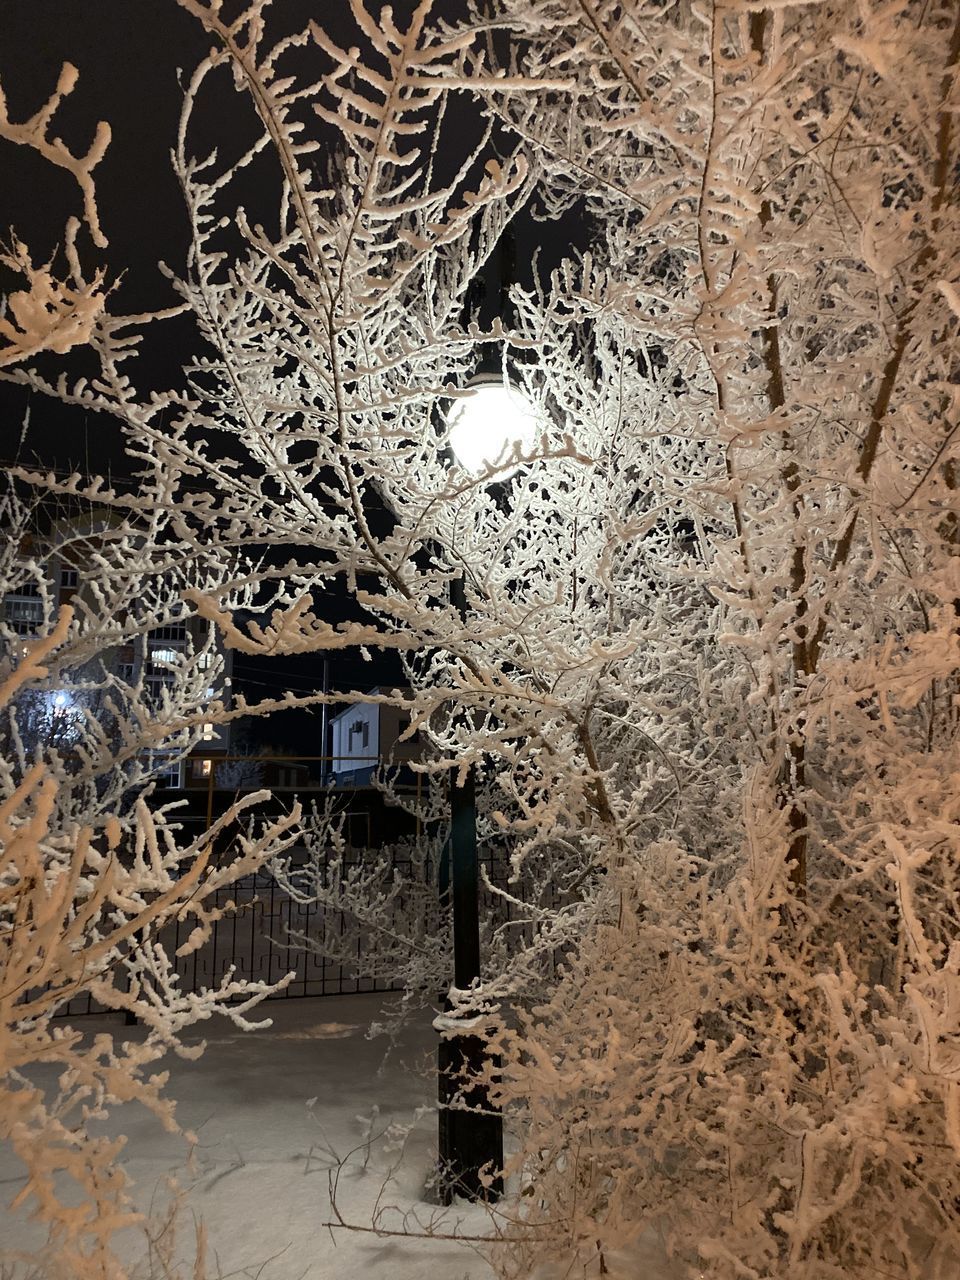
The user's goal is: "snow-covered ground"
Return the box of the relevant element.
[0,996,497,1279]
[2,995,678,1279]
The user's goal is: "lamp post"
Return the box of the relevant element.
[437,375,536,1204]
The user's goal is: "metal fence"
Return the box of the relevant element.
[52,755,556,1019]
[56,854,415,1018]
[164,862,407,1000]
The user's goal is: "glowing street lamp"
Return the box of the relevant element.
[436,375,537,1204]
[49,690,79,738]
[447,377,537,477]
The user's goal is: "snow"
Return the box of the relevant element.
[1,993,681,1279]
[0,996,500,1279]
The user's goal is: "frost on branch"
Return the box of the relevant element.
[0,61,109,249]
[0,62,109,368]
[0,489,302,1279]
[0,232,106,368]
[6,0,960,1275]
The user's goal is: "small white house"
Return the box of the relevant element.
[328,689,422,782]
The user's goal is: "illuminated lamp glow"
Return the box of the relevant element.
[446,379,537,477]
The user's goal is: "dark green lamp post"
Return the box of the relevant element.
[437,375,536,1203]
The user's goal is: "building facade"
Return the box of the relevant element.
[1,510,232,786]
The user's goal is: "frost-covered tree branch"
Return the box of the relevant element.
[0,486,304,1279]
[4,0,960,1275]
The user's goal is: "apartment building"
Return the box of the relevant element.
[1,509,232,787]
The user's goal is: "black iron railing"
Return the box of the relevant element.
[51,755,560,1018]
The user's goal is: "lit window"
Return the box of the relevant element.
[201,722,216,741]
[150,647,180,665]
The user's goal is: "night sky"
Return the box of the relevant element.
[0,3,403,746]
[0,3,581,749]
[0,1,340,478]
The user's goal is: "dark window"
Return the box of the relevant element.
[2,590,44,636]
